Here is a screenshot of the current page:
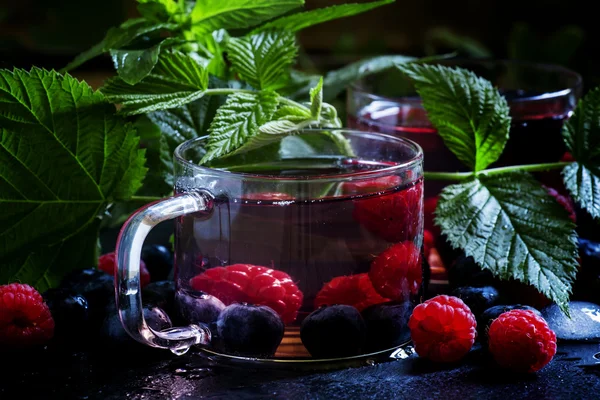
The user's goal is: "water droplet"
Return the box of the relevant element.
[174,368,187,374]
[171,347,190,356]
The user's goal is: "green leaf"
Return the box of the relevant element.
[2,219,101,291]
[254,0,393,33]
[61,19,178,73]
[323,55,416,101]
[436,173,578,314]
[111,38,180,85]
[278,69,321,100]
[0,68,146,284]
[137,0,181,22]
[398,63,511,172]
[201,91,279,163]
[191,0,303,33]
[227,30,298,90]
[309,77,323,118]
[562,87,600,219]
[102,50,209,115]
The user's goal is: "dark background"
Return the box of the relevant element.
[1,0,598,90]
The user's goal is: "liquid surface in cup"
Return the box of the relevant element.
[174,158,424,360]
[347,90,572,195]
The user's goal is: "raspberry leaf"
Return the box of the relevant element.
[562,87,600,219]
[201,91,279,163]
[191,0,303,34]
[0,68,146,286]
[137,0,181,23]
[310,77,323,118]
[436,173,578,315]
[397,63,511,172]
[253,0,393,33]
[226,30,298,91]
[61,19,178,73]
[2,220,101,292]
[102,50,209,115]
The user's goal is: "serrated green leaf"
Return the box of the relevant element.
[0,68,146,284]
[201,91,278,163]
[436,173,578,314]
[398,63,511,172]
[254,0,393,33]
[111,39,169,85]
[61,19,178,73]
[102,50,209,115]
[227,30,298,90]
[273,105,311,121]
[3,219,101,291]
[562,87,600,219]
[191,0,303,33]
[137,0,181,22]
[323,55,416,101]
[309,77,323,118]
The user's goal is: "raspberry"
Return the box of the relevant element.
[314,273,390,312]
[350,178,423,243]
[560,151,574,162]
[544,186,576,223]
[190,264,303,324]
[369,241,422,299]
[0,283,55,348]
[408,295,477,363]
[98,252,150,288]
[488,309,556,373]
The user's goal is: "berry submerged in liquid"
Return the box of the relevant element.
[174,158,424,359]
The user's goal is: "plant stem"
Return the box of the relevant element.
[424,161,572,182]
[129,195,163,202]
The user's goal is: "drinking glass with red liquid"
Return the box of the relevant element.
[347,59,582,282]
[347,59,583,197]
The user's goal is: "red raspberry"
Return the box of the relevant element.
[98,252,150,288]
[0,283,55,348]
[190,264,303,324]
[488,309,556,373]
[314,273,390,312]
[369,241,422,299]
[544,186,576,223]
[408,295,477,363]
[350,178,423,243]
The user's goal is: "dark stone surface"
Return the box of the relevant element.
[1,343,599,400]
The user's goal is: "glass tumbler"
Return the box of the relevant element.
[347,59,583,197]
[116,129,424,369]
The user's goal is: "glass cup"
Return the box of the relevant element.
[115,129,424,369]
[347,59,583,197]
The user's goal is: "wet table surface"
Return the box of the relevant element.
[2,343,599,400]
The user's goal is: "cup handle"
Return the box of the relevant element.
[115,190,214,354]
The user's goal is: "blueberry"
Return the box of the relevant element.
[448,254,495,288]
[59,268,114,327]
[141,245,173,281]
[101,305,172,347]
[477,305,542,344]
[361,301,413,352]
[43,288,89,341]
[216,303,284,358]
[573,238,600,302]
[142,281,176,314]
[451,286,499,317]
[300,305,366,358]
[175,289,225,326]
